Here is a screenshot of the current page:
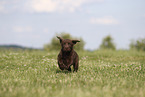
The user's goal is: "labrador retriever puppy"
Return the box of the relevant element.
[57,36,80,72]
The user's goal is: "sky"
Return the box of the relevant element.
[0,0,145,50]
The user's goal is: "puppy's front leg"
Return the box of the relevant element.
[66,54,74,71]
[58,57,67,70]
[66,59,73,70]
[58,53,68,70]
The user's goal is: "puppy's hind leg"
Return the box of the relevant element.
[73,63,78,72]
[67,67,72,72]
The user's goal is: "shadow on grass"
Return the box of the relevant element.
[56,69,72,74]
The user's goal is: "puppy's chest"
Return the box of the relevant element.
[62,56,72,64]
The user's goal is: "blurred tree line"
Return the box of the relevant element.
[44,32,145,51]
[130,38,145,51]
[99,35,116,50]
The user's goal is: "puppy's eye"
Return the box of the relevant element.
[68,43,71,45]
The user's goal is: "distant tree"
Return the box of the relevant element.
[44,33,85,51]
[100,35,116,50]
[130,40,136,50]
[130,38,145,51]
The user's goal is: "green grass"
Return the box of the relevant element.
[0,50,145,97]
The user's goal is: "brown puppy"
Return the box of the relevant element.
[57,36,80,72]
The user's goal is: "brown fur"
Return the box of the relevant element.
[57,36,80,72]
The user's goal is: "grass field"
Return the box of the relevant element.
[0,50,145,97]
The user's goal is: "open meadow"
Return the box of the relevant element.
[0,50,145,97]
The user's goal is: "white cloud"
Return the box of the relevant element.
[0,0,104,13]
[90,16,119,25]
[26,0,104,13]
[27,0,57,13]
[26,0,86,13]
[13,26,33,33]
[0,1,6,13]
[0,6,4,12]
[43,28,49,33]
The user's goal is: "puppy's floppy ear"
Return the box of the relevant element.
[57,36,63,43]
[72,40,80,44]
